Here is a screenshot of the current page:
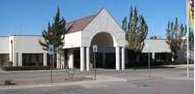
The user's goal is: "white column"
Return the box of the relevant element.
[9,50,13,64]
[68,50,74,69]
[61,53,65,69]
[56,52,61,69]
[12,53,16,66]
[80,47,85,71]
[121,47,125,71]
[9,38,14,66]
[57,52,65,69]
[43,53,47,66]
[86,47,90,71]
[115,47,120,71]
[152,52,155,59]
[18,53,22,66]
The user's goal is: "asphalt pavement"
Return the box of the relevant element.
[0,65,193,94]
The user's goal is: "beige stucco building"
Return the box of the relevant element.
[0,8,171,71]
[0,9,127,71]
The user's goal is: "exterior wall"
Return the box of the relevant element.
[64,31,82,48]
[0,36,46,66]
[82,9,127,47]
[0,37,9,53]
[142,39,171,65]
[143,39,171,53]
[7,36,47,66]
[63,9,127,48]
[13,36,46,53]
[0,37,10,66]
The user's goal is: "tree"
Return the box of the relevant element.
[122,7,148,52]
[39,8,71,66]
[122,17,128,40]
[122,17,128,33]
[122,7,148,68]
[166,18,186,62]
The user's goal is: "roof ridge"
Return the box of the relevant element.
[67,15,96,24]
[66,14,97,33]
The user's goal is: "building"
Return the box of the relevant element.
[143,39,171,57]
[143,39,171,64]
[0,9,127,71]
[62,8,127,71]
[0,35,47,67]
[0,9,172,71]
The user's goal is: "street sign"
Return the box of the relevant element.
[48,44,54,55]
[92,45,98,80]
[48,44,54,83]
[93,45,98,52]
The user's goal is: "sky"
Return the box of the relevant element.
[0,0,186,38]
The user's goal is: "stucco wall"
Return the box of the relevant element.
[63,9,127,48]
[82,9,126,47]
[0,37,9,53]
[142,39,171,53]
[64,31,81,48]
[13,36,46,53]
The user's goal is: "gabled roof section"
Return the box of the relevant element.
[66,15,96,33]
[66,8,124,33]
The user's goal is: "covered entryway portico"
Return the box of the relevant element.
[60,9,126,71]
[89,32,125,71]
[90,32,115,69]
[79,31,125,71]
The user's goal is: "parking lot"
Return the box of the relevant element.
[0,65,193,94]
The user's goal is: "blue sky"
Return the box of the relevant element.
[0,0,186,38]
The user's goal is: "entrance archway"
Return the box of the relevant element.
[90,32,115,68]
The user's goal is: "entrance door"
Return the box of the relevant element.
[95,48,115,69]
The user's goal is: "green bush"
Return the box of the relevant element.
[2,66,52,71]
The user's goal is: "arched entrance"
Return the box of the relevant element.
[90,32,115,68]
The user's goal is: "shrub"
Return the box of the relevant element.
[2,66,52,71]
